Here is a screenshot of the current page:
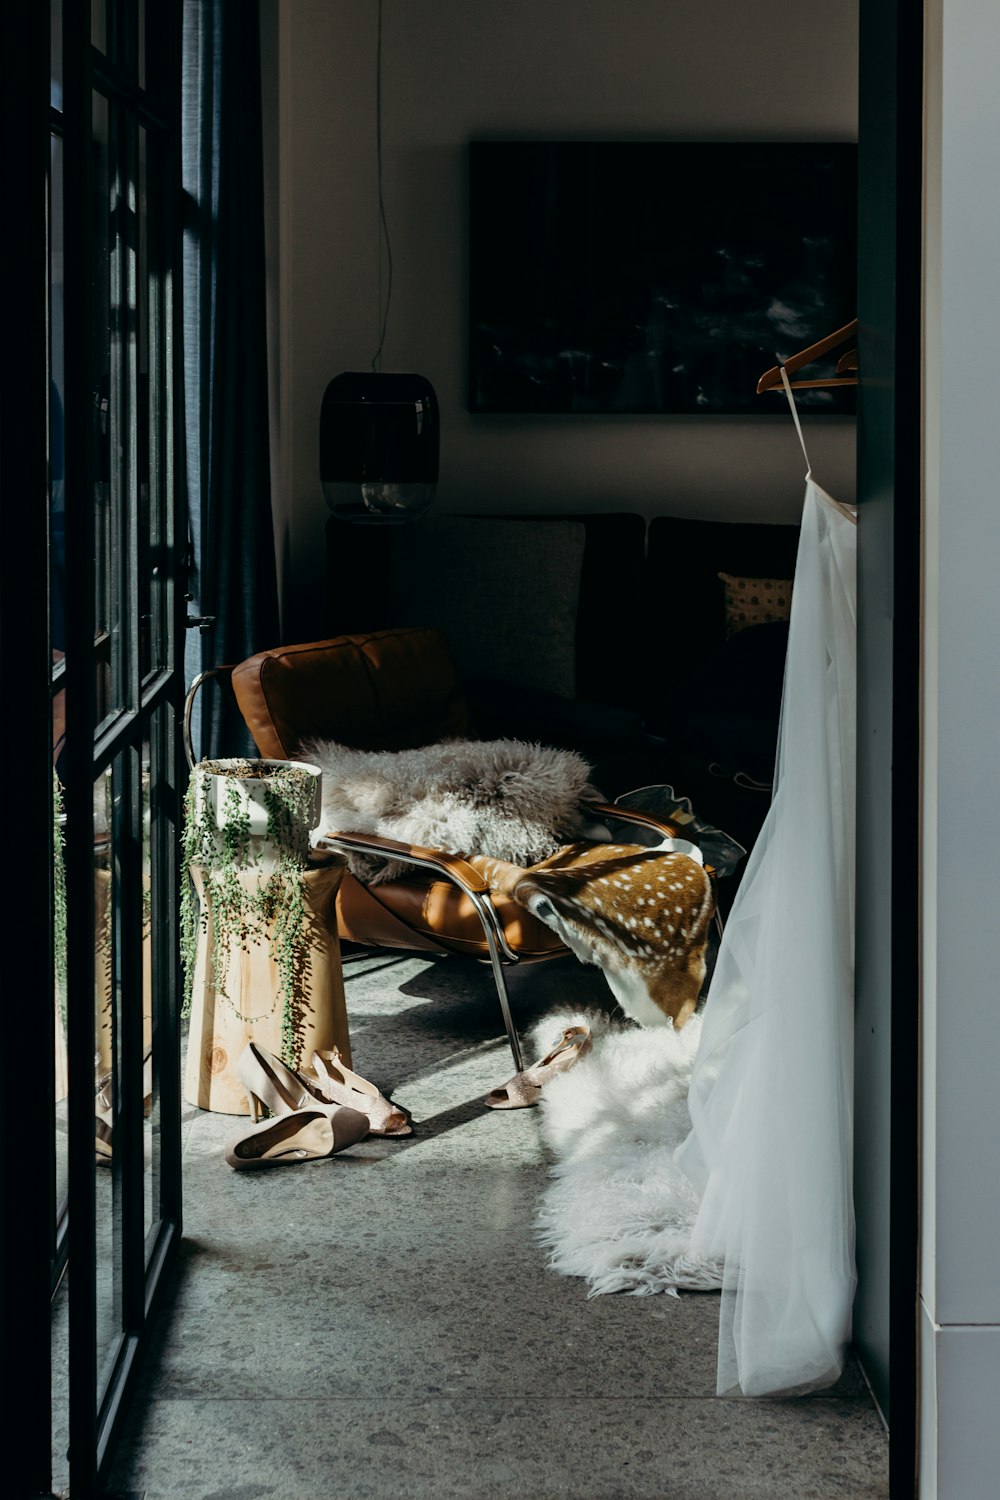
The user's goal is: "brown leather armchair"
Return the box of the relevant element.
[183,625,704,1069]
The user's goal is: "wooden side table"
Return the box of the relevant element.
[183,847,353,1114]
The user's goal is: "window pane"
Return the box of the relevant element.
[53,770,69,1219]
[51,134,67,737]
[52,1276,69,1493]
[142,704,176,1247]
[50,0,63,109]
[52,119,69,1245]
[92,0,108,53]
[138,124,151,680]
[92,91,130,730]
[139,126,169,679]
[143,789,157,1241]
[94,762,124,1404]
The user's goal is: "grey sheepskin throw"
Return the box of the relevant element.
[297,737,599,884]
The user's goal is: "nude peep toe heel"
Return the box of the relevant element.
[308,1047,412,1137]
[484,1024,593,1110]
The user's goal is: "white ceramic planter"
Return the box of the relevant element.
[193,758,323,871]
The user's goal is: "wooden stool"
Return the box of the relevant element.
[183,849,352,1115]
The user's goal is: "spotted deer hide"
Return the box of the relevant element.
[471,842,714,1030]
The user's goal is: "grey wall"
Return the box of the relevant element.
[920,1,1000,1494]
[264,0,859,638]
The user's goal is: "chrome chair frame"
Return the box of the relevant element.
[182,671,723,1070]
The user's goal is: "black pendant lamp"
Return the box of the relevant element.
[320,0,438,526]
[320,371,438,525]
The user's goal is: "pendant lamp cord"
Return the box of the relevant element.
[371,0,393,372]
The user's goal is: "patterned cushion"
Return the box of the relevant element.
[718,572,793,638]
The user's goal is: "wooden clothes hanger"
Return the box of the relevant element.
[756,317,858,393]
[756,315,859,525]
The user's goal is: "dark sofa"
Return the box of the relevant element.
[325,510,801,865]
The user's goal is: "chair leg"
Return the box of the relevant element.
[485,943,525,1073]
[459,886,526,1071]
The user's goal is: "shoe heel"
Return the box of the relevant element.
[245,1088,263,1123]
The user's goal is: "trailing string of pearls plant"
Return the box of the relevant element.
[180,759,321,1065]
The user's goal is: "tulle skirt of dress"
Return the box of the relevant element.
[674,477,858,1398]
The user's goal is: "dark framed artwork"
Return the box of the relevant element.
[468,141,858,415]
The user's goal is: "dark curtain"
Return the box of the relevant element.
[182,0,279,760]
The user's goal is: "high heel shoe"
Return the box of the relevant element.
[237,1041,314,1121]
[237,1041,411,1138]
[224,1103,369,1170]
[95,1051,155,1162]
[95,1069,113,1162]
[308,1048,413,1137]
[484,1023,593,1110]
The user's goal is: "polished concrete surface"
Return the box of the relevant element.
[106,950,888,1500]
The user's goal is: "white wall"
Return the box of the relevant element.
[267,0,858,639]
[921,1,1000,1494]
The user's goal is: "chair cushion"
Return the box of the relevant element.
[717,572,793,638]
[231,627,470,759]
[336,871,566,960]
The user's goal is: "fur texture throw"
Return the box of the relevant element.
[528,1006,724,1297]
[297,737,599,884]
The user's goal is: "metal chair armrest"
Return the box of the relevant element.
[315,831,523,964]
[182,666,236,770]
[586,801,717,879]
[318,830,490,894]
[586,800,682,840]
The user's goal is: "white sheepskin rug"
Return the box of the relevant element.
[528,1006,724,1298]
[297,736,600,884]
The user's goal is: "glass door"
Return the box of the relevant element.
[1,3,184,1494]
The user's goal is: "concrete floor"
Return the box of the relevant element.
[106,950,889,1500]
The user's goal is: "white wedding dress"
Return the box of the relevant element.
[674,372,858,1396]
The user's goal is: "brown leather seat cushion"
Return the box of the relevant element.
[227,624,567,963]
[336,871,565,960]
[231,626,470,759]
